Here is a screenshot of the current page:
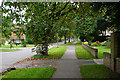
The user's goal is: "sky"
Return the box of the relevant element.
[0,0,3,6]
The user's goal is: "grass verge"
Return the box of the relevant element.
[80,64,120,78]
[95,46,111,58]
[61,41,75,46]
[1,44,34,48]
[2,67,55,79]
[75,41,81,45]
[75,45,95,59]
[0,49,21,52]
[33,47,67,59]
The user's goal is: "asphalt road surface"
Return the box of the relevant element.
[0,42,64,73]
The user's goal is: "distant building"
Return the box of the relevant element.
[11,25,25,43]
[99,28,112,36]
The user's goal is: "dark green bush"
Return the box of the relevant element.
[15,43,21,46]
[105,37,111,48]
[91,43,99,46]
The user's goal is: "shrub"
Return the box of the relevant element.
[14,43,21,46]
[91,43,99,46]
[88,40,92,46]
[0,38,6,45]
[84,42,88,45]
[21,41,26,47]
[105,37,111,48]
[106,41,111,48]
[100,42,105,46]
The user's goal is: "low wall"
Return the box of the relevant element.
[82,42,98,58]
[103,52,112,69]
[116,58,120,73]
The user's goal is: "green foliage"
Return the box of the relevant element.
[2,67,56,78]
[21,40,26,47]
[105,37,111,48]
[0,38,6,45]
[91,43,99,46]
[100,42,106,46]
[14,43,21,46]
[80,64,120,78]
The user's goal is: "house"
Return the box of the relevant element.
[11,25,26,43]
[99,28,113,36]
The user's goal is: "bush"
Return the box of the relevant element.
[91,43,99,46]
[14,43,21,46]
[106,41,111,48]
[21,41,26,47]
[88,40,92,46]
[100,42,105,46]
[0,38,6,45]
[84,42,88,45]
[105,37,111,48]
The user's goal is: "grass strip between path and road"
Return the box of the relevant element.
[2,67,55,79]
[0,49,21,52]
[95,46,111,59]
[75,45,95,59]
[61,41,75,46]
[75,41,81,45]
[80,64,120,78]
[33,47,67,59]
[1,44,34,48]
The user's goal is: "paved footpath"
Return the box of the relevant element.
[5,42,96,78]
[52,42,81,78]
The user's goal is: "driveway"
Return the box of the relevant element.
[0,42,64,73]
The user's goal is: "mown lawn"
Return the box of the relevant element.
[33,47,67,59]
[0,49,21,52]
[80,64,120,78]
[1,44,34,48]
[2,67,55,79]
[95,46,111,58]
[75,41,81,45]
[61,41,75,46]
[75,45,95,59]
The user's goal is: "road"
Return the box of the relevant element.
[0,42,64,73]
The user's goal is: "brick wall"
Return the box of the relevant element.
[116,58,120,73]
[103,52,112,69]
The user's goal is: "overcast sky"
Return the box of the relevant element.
[0,0,3,6]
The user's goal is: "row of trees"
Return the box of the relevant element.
[1,2,120,55]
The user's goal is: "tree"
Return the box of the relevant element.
[2,2,78,55]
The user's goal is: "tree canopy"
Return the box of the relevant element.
[1,2,120,55]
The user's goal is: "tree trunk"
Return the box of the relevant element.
[68,36,70,43]
[64,35,67,44]
[42,43,49,56]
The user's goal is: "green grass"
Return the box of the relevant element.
[2,67,55,79]
[75,41,81,45]
[33,47,67,59]
[0,44,34,48]
[0,49,21,52]
[75,45,95,59]
[80,64,120,78]
[61,41,75,46]
[95,46,111,59]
